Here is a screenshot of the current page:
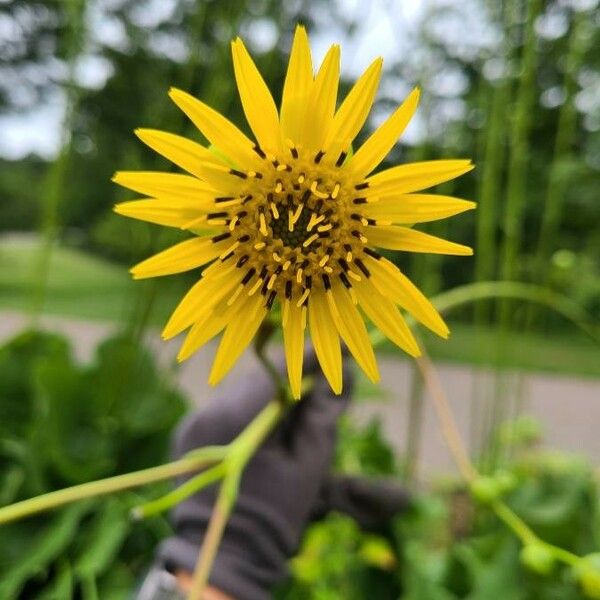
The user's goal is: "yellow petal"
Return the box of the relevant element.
[323,57,382,163]
[354,279,421,357]
[208,293,267,385]
[114,198,211,228]
[130,236,227,279]
[308,291,342,394]
[366,160,474,196]
[168,87,260,169]
[361,193,476,224]
[282,295,306,400]
[349,88,420,179]
[112,171,214,201]
[303,44,340,153]
[135,128,224,178]
[363,255,449,338]
[231,38,283,155]
[162,263,238,339]
[280,25,313,146]
[367,226,474,256]
[330,281,379,383]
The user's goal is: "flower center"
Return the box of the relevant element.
[206,144,377,309]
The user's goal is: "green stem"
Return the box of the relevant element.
[132,462,227,520]
[187,399,285,600]
[0,447,225,526]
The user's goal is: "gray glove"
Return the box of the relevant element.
[158,352,410,600]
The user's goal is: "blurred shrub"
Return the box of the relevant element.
[0,329,186,599]
[278,419,600,600]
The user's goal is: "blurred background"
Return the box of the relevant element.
[1,0,599,598]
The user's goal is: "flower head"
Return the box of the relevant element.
[114,26,475,398]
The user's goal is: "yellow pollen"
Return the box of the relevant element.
[272,251,282,262]
[291,203,304,226]
[331,183,341,199]
[227,284,244,306]
[229,215,239,231]
[270,202,279,218]
[346,251,353,262]
[324,266,333,273]
[288,209,294,232]
[247,170,257,178]
[282,260,292,271]
[297,174,305,184]
[248,278,263,296]
[275,181,283,193]
[259,213,269,236]
[219,241,239,259]
[307,213,325,232]
[310,181,329,199]
[276,163,288,172]
[254,242,266,250]
[267,274,277,290]
[347,270,362,282]
[302,233,319,248]
[208,218,227,226]
[319,254,330,267]
[296,268,303,283]
[317,223,333,232]
[359,233,368,243]
[297,288,310,307]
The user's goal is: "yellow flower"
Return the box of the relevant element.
[113,26,475,399]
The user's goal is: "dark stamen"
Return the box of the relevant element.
[340,273,352,288]
[335,151,347,167]
[229,168,247,179]
[236,255,249,268]
[322,274,331,290]
[355,182,369,190]
[215,196,235,203]
[253,144,266,159]
[305,275,312,289]
[242,194,253,204]
[242,268,256,285]
[301,190,311,203]
[238,234,250,242]
[290,147,298,159]
[266,290,277,310]
[314,150,325,164]
[208,212,228,219]
[364,248,381,260]
[338,258,349,271]
[285,280,292,299]
[355,258,370,277]
[353,197,367,205]
[212,232,231,243]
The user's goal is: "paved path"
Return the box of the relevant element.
[2,311,599,475]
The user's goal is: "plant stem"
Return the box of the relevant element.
[415,355,477,481]
[0,447,225,525]
[187,400,285,600]
[132,463,227,520]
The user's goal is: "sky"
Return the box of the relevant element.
[2,0,595,160]
[0,0,432,160]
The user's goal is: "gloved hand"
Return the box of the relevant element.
[158,351,410,600]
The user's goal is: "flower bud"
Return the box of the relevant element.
[520,543,555,575]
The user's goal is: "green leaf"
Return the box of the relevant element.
[0,503,91,599]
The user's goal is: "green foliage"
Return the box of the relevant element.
[280,418,600,600]
[0,329,186,599]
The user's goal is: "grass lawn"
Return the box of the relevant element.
[1,234,598,377]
